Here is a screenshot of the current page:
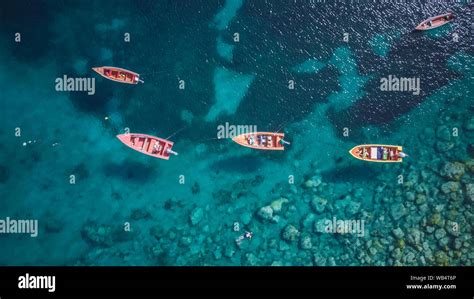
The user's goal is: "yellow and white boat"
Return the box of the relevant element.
[349,144,404,163]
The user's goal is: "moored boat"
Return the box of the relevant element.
[117,133,177,160]
[349,144,405,163]
[232,132,289,151]
[415,13,454,30]
[92,66,143,84]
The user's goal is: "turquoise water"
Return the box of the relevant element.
[0,0,472,266]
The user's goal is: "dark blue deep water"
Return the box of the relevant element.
[0,0,472,265]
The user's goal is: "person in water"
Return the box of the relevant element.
[245,231,253,239]
[399,151,408,158]
[279,138,290,146]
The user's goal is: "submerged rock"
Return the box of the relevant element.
[224,247,235,258]
[346,201,361,216]
[149,225,165,240]
[434,228,447,240]
[434,251,449,266]
[164,197,183,210]
[299,234,312,250]
[327,257,336,266]
[420,127,435,145]
[407,228,422,247]
[313,220,327,233]
[271,261,283,266]
[313,253,327,266]
[302,213,316,230]
[438,237,449,248]
[440,181,461,194]
[304,176,321,189]
[415,194,427,205]
[392,228,405,239]
[191,182,200,194]
[251,175,264,186]
[130,208,151,220]
[180,236,192,247]
[240,211,252,225]
[465,160,474,172]
[454,238,463,249]
[81,222,121,247]
[390,203,407,221]
[391,248,402,260]
[282,224,300,242]
[213,248,222,260]
[436,126,451,141]
[429,213,443,226]
[245,253,258,266]
[425,226,435,234]
[405,192,415,201]
[368,246,378,256]
[279,241,290,251]
[465,183,474,202]
[436,141,454,152]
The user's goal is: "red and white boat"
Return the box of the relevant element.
[415,13,454,31]
[117,133,177,160]
[92,66,144,84]
[232,132,290,151]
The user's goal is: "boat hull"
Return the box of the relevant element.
[117,133,174,160]
[93,66,141,84]
[349,144,403,163]
[232,132,285,151]
[415,13,454,30]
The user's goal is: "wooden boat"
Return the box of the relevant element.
[117,133,177,160]
[415,13,454,31]
[349,144,404,163]
[92,66,143,84]
[232,132,289,151]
